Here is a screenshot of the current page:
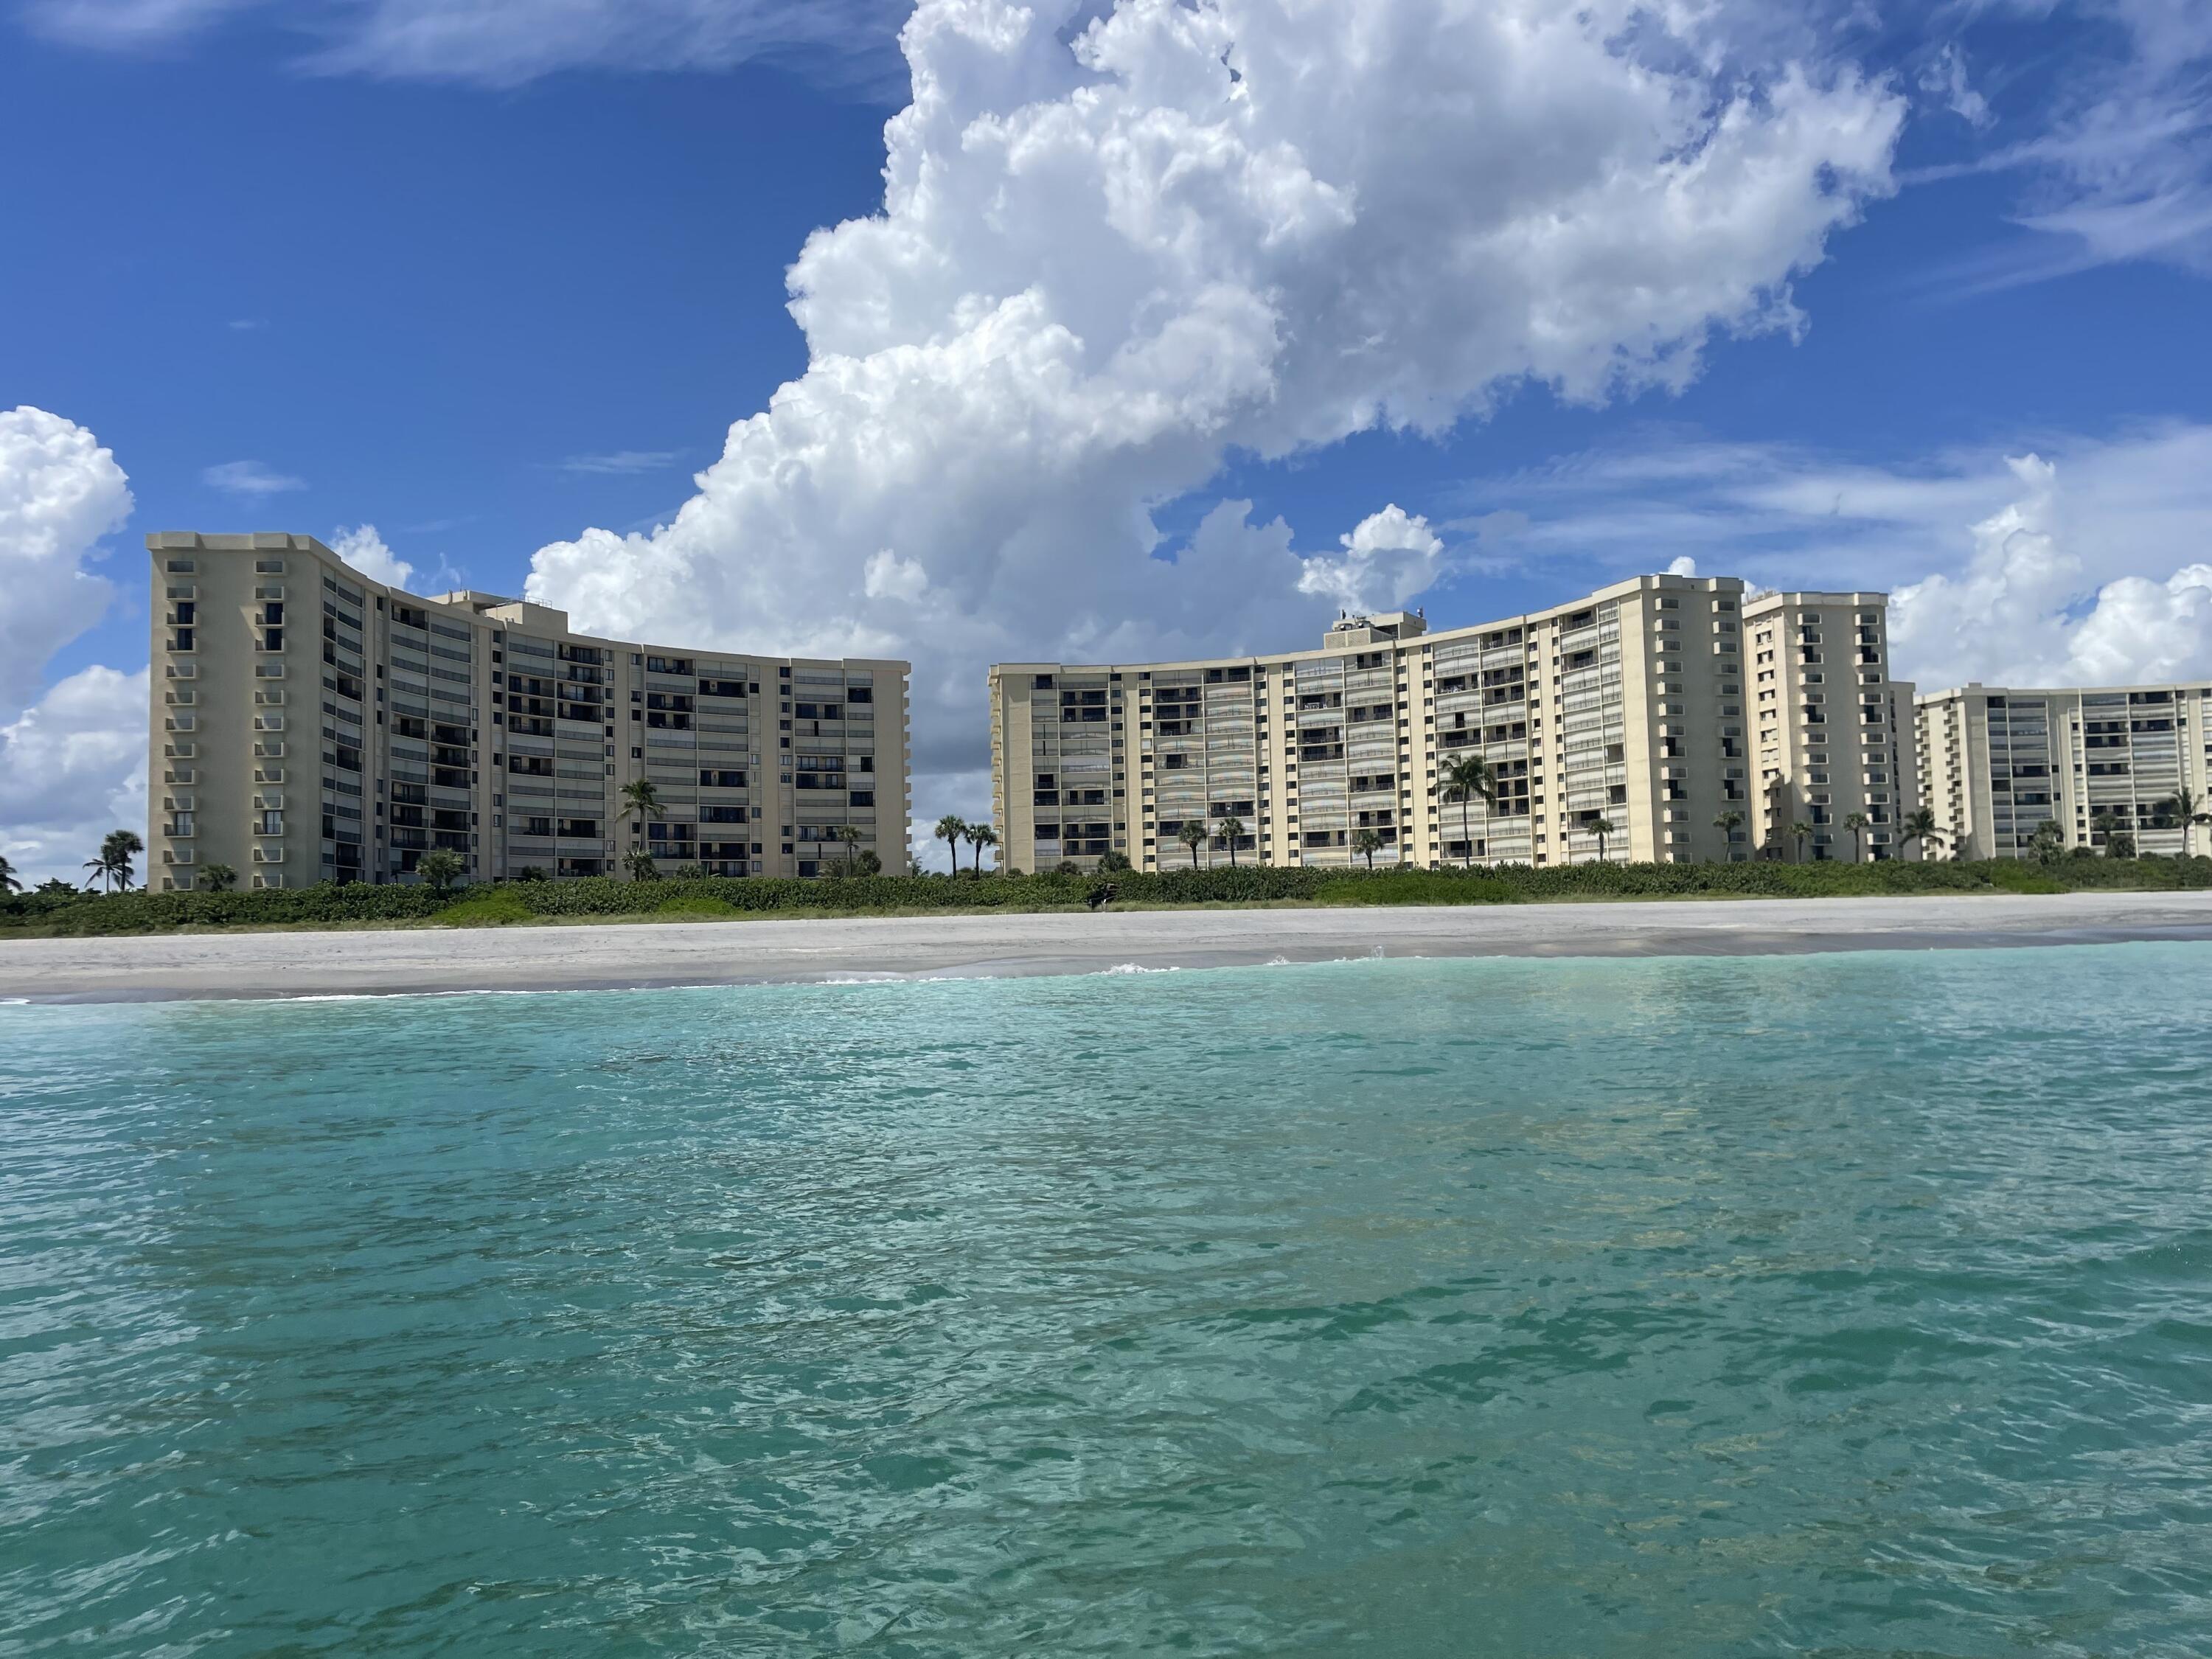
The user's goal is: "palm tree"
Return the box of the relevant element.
[619,778,664,849]
[1587,815,1616,861]
[1177,819,1208,868]
[83,830,145,894]
[2157,786,2210,858]
[1712,809,1744,860]
[2092,810,2137,859]
[1790,821,1815,863]
[965,821,998,874]
[108,829,143,891]
[0,854,18,894]
[1352,827,1384,869]
[1843,810,1870,863]
[417,847,465,893]
[1900,807,1946,861]
[198,862,237,892]
[2026,818,2067,864]
[835,824,863,869]
[934,813,967,872]
[1440,754,1496,867]
[1214,815,1245,867]
[623,849,659,882]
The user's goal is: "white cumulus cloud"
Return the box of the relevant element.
[0,406,133,714]
[0,666,150,888]
[1891,451,2212,689]
[1296,506,1447,615]
[524,0,1905,852]
[329,523,417,591]
[0,408,144,885]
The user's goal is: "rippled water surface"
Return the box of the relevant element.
[6,945,2212,1656]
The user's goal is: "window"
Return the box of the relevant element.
[165,558,196,573]
[172,627,195,653]
[257,810,283,835]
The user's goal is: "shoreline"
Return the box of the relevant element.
[4,891,2211,1005]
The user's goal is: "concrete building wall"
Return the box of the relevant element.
[147,532,911,890]
[1743,591,1919,863]
[988,574,1911,874]
[1916,681,2212,859]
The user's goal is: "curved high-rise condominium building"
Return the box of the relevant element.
[146,532,911,889]
[1916,681,2212,859]
[989,574,1919,872]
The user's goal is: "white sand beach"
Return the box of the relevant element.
[3,891,2211,1004]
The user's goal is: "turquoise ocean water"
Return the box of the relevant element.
[4,943,2212,1656]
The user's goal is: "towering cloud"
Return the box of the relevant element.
[0,407,140,883]
[0,406,132,713]
[1891,451,2212,692]
[526,0,1905,838]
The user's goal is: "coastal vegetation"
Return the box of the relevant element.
[4,853,2211,938]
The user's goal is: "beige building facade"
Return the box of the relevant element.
[989,575,1919,873]
[1916,681,2212,859]
[147,532,910,889]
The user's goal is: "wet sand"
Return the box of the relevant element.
[3,891,2210,1004]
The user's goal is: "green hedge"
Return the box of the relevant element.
[7,855,2209,937]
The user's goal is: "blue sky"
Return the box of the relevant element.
[4,0,2211,874]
